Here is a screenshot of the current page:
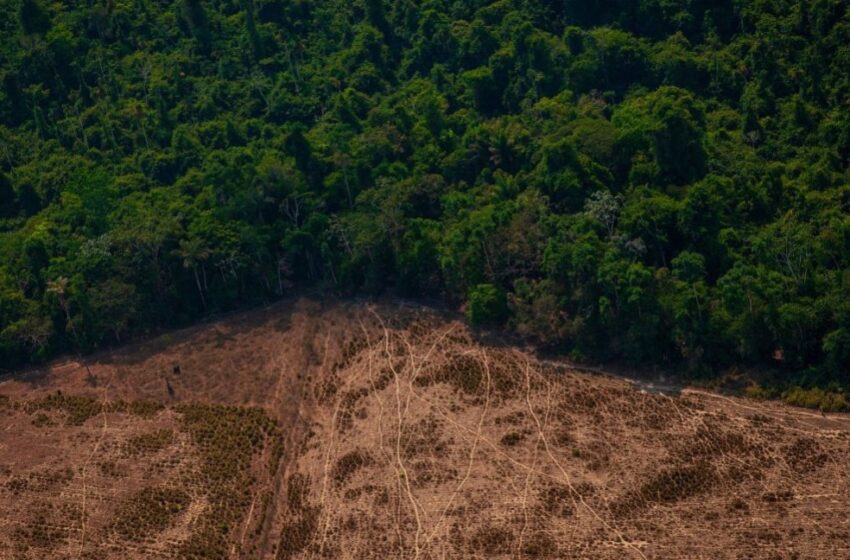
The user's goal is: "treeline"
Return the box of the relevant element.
[0,0,849,383]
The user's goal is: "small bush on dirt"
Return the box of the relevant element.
[639,462,716,502]
[24,394,162,425]
[7,476,28,494]
[522,531,559,557]
[744,385,773,400]
[762,489,794,502]
[729,498,749,512]
[401,417,448,459]
[287,473,311,512]
[121,400,166,417]
[31,412,56,427]
[277,507,319,560]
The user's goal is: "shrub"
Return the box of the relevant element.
[782,386,848,412]
[466,284,508,327]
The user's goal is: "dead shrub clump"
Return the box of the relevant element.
[14,507,67,551]
[333,449,374,487]
[25,393,103,425]
[468,525,516,555]
[278,473,319,560]
[98,461,124,478]
[521,530,559,557]
[612,462,716,517]
[175,403,280,559]
[784,437,829,474]
[111,486,190,541]
[123,428,174,457]
[539,485,575,518]
[401,416,449,459]
[430,354,485,395]
[500,431,525,446]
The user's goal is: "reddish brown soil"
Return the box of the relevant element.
[2,298,850,559]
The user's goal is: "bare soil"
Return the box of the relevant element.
[2,298,849,559]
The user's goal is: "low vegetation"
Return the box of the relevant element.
[177,404,280,559]
[111,486,191,542]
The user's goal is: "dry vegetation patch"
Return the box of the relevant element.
[0,396,281,560]
[3,300,850,559]
[111,486,191,541]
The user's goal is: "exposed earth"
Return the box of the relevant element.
[2,299,849,559]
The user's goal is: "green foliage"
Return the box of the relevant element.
[18,0,51,36]
[0,0,847,387]
[782,386,849,412]
[467,284,508,327]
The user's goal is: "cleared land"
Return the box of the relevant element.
[2,299,850,559]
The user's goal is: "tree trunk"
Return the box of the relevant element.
[194,267,207,309]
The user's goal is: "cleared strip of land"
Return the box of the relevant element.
[2,298,849,559]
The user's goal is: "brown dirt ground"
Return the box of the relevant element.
[2,298,850,559]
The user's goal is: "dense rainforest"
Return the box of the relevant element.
[0,0,849,389]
